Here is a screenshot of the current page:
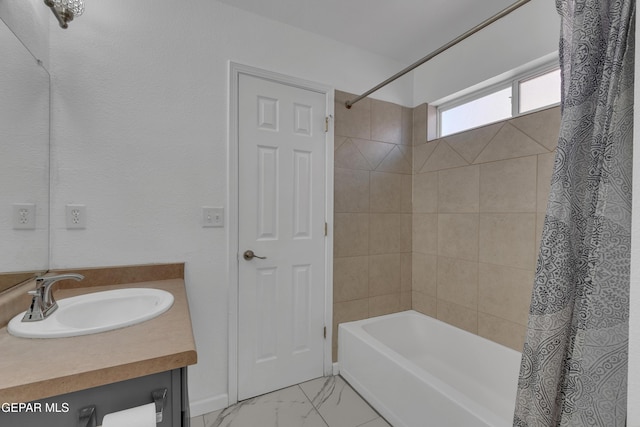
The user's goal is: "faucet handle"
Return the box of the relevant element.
[22,291,45,322]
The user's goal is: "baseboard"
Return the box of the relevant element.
[189,393,228,417]
[332,362,340,376]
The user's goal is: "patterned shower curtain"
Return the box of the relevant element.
[513,0,634,426]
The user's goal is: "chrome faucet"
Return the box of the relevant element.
[22,274,84,322]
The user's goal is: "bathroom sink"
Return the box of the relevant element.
[7,288,174,338]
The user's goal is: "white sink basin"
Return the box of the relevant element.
[7,288,174,338]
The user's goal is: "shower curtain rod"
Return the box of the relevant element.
[345,0,532,109]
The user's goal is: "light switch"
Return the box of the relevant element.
[203,207,224,228]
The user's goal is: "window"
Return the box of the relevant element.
[437,64,560,138]
[440,87,512,137]
[518,68,561,113]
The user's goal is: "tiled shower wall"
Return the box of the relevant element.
[332,91,413,360]
[411,106,560,351]
[332,92,560,359]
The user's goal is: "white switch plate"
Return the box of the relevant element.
[12,203,36,229]
[66,204,86,229]
[203,207,224,228]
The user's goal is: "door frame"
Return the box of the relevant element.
[227,62,334,406]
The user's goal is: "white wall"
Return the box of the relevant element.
[47,0,411,415]
[0,0,49,69]
[412,0,559,105]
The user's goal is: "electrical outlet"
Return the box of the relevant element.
[12,203,36,230]
[203,207,224,228]
[66,204,86,229]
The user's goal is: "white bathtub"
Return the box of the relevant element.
[338,310,521,427]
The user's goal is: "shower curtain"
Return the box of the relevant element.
[513,0,634,426]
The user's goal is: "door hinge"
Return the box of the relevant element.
[324,222,328,236]
[323,326,327,339]
[325,117,329,132]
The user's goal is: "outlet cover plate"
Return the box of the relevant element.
[12,203,36,230]
[66,204,86,229]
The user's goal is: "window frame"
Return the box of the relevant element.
[436,61,560,138]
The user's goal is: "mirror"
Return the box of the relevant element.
[0,17,50,292]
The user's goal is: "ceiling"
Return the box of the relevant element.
[216,0,519,65]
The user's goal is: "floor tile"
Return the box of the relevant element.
[203,385,328,427]
[357,417,392,427]
[299,376,380,427]
[202,409,223,426]
[190,415,205,427]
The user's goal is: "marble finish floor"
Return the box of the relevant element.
[190,375,391,427]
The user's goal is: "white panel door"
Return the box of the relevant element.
[238,73,327,400]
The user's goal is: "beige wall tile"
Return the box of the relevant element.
[335,168,369,213]
[376,145,412,174]
[333,298,369,361]
[422,141,468,172]
[439,165,480,213]
[437,257,478,310]
[537,151,555,212]
[478,263,534,325]
[334,213,369,257]
[371,99,402,144]
[370,172,402,213]
[353,138,394,170]
[369,293,402,317]
[400,253,412,293]
[413,214,438,255]
[412,104,427,146]
[442,121,503,163]
[334,256,369,303]
[412,253,437,296]
[334,95,370,140]
[413,141,438,172]
[401,106,413,145]
[400,174,413,213]
[478,312,527,352]
[400,214,412,253]
[438,214,479,261]
[509,106,560,151]
[437,299,478,334]
[400,291,412,311]
[479,213,536,270]
[412,291,437,317]
[398,145,412,169]
[413,171,438,213]
[426,104,437,141]
[474,122,548,164]
[370,213,401,254]
[480,156,537,213]
[369,253,401,297]
[335,139,371,171]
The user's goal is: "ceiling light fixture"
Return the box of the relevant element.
[44,0,84,29]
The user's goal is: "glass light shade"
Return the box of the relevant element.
[52,0,84,17]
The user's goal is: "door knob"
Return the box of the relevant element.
[243,250,266,261]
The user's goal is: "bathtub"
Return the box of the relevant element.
[338,310,521,427]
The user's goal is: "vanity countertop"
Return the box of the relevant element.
[0,278,197,403]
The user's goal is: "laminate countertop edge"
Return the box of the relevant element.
[0,279,197,403]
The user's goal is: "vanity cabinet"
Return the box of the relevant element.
[0,368,190,427]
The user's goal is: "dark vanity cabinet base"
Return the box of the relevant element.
[0,368,190,427]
